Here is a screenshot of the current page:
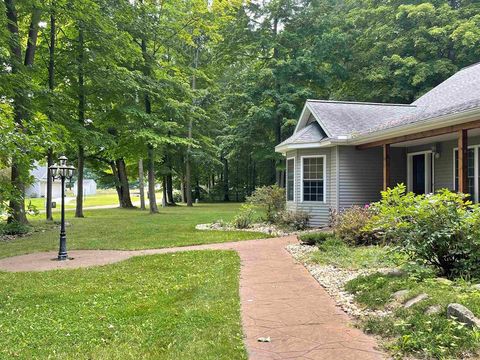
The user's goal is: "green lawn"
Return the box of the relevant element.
[26,190,160,211]
[0,203,269,259]
[0,251,247,359]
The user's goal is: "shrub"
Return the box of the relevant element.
[332,205,376,245]
[299,231,333,246]
[279,210,310,230]
[0,221,31,236]
[232,204,256,229]
[368,184,480,278]
[246,185,285,223]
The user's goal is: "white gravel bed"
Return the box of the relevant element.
[287,243,390,318]
[196,222,324,237]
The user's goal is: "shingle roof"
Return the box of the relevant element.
[279,62,480,149]
[277,122,326,147]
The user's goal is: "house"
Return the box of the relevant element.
[275,62,480,227]
[73,179,97,196]
[25,163,63,199]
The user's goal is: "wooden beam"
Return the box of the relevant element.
[458,129,468,194]
[357,118,480,150]
[383,144,390,191]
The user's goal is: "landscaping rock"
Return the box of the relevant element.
[381,268,405,277]
[404,293,428,308]
[425,305,442,315]
[435,277,453,286]
[447,303,480,328]
[471,284,480,291]
[392,290,409,301]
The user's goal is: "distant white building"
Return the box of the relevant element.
[25,163,63,198]
[73,179,97,196]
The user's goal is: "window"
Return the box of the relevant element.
[302,156,325,202]
[286,158,295,201]
[454,147,478,202]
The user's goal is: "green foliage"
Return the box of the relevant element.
[369,185,480,278]
[298,231,333,246]
[0,251,247,359]
[0,222,31,237]
[347,272,480,359]
[232,204,256,229]
[332,205,376,245]
[278,210,310,230]
[246,185,285,223]
[309,237,402,270]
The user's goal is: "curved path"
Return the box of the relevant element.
[0,236,386,359]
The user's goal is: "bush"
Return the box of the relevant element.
[332,205,376,245]
[278,210,310,230]
[368,184,480,278]
[246,185,285,223]
[299,231,333,245]
[232,204,256,229]
[0,221,31,236]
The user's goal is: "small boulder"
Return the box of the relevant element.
[472,284,480,291]
[381,268,406,277]
[435,277,453,286]
[392,289,409,301]
[447,303,480,328]
[404,293,428,308]
[425,305,442,315]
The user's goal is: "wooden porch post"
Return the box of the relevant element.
[458,129,468,194]
[383,144,390,191]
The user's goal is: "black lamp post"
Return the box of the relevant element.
[49,156,75,261]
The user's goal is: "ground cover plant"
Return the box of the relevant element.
[0,203,268,259]
[0,251,247,359]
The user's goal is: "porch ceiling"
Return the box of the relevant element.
[391,127,480,147]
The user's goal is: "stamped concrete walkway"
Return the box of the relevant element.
[0,236,386,359]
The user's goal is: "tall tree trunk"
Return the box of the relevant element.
[75,145,84,217]
[75,25,85,218]
[115,158,134,208]
[5,1,41,224]
[46,149,53,220]
[180,177,186,203]
[147,144,158,213]
[46,9,55,221]
[162,176,167,207]
[222,155,229,202]
[138,158,146,210]
[166,173,175,205]
[194,178,200,202]
[110,161,122,205]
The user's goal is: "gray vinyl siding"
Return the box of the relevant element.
[285,147,337,227]
[407,136,480,192]
[338,146,383,209]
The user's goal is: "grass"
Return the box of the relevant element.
[0,251,247,359]
[0,203,269,259]
[305,237,480,359]
[26,190,161,211]
[308,237,403,270]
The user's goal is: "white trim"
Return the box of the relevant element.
[407,151,434,194]
[300,155,327,204]
[453,144,480,202]
[286,157,295,202]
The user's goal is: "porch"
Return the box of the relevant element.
[358,120,480,200]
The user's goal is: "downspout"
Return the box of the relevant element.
[335,146,340,213]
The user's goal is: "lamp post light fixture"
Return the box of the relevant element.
[50,156,75,260]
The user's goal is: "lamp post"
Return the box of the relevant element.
[49,156,75,260]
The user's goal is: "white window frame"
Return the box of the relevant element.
[407,150,434,194]
[286,157,296,202]
[453,145,479,203]
[300,155,327,203]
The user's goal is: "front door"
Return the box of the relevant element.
[408,152,433,195]
[412,154,425,195]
